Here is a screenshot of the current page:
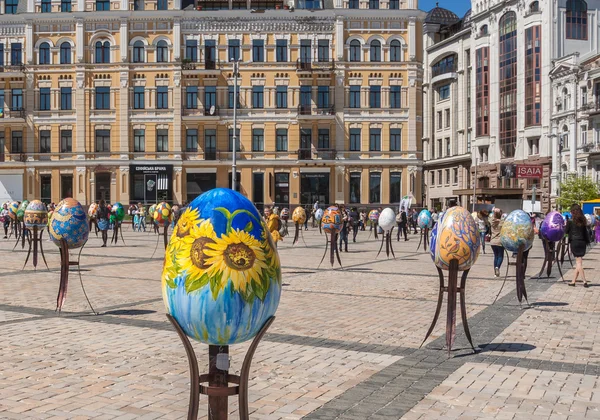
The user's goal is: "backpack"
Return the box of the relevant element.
[395,213,402,223]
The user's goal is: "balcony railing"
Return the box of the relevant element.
[182,59,219,70]
[0,108,25,119]
[431,61,457,78]
[0,64,26,73]
[296,59,335,72]
[298,105,311,115]
[204,106,219,116]
[204,149,217,160]
[297,148,312,160]
[315,148,336,160]
[297,105,335,116]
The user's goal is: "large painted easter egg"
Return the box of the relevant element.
[540,211,565,242]
[314,208,324,221]
[48,198,89,249]
[280,208,289,221]
[8,202,18,220]
[378,208,396,231]
[500,210,534,252]
[322,206,342,234]
[368,210,380,222]
[429,220,438,261]
[162,188,281,345]
[24,200,48,228]
[112,202,125,222]
[417,209,433,229]
[88,203,98,218]
[154,202,172,227]
[431,206,480,271]
[585,214,593,226]
[148,204,157,218]
[16,200,29,221]
[562,212,572,222]
[292,206,306,224]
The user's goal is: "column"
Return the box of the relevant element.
[173,19,181,60]
[335,71,345,158]
[75,69,86,157]
[335,18,344,60]
[408,18,416,61]
[119,72,129,155]
[550,125,559,198]
[76,19,84,62]
[25,22,33,64]
[120,19,128,62]
[25,74,34,157]
[570,118,576,173]
[173,72,182,155]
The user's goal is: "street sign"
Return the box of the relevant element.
[516,165,543,178]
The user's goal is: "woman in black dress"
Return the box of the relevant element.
[566,204,591,287]
[97,200,109,248]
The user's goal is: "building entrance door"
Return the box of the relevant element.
[96,173,111,203]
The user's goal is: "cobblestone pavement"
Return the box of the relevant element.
[0,225,598,419]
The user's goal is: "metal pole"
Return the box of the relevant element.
[232,60,238,192]
[472,157,478,212]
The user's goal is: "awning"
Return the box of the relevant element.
[453,187,523,196]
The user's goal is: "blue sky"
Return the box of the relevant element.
[420,0,471,16]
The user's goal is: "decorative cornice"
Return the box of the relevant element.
[181,17,336,33]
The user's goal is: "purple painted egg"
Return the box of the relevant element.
[540,211,565,242]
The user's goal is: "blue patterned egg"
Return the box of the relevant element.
[162,188,281,345]
[500,210,534,252]
[431,206,480,271]
[24,200,48,228]
[417,209,433,229]
[429,220,438,261]
[540,211,565,242]
[49,198,89,249]
[314,208,324,221]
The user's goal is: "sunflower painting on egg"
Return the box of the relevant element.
[162,188,281,346]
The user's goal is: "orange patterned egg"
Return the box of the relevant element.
[292,206,306,224]
[321,206,342,234]
[432,206,480,271]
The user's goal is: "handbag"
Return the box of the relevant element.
[485,234,491,242]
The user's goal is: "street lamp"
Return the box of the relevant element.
[231,60,240,192]
[472,157,478,212]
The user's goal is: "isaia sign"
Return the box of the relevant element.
[516,165,543,179]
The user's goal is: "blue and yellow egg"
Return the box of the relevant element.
[24,200,48,229]
[431,206,480,271]
[48,198,89,249]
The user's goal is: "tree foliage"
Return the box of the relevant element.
[557,176,600,210]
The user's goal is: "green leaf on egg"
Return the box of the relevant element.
[185,272,209,294]
[244,221,253,232]
[214,207,231,220]
[209,271,223,300]
[166,277,177,289]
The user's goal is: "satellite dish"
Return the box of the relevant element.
[209,105,215,115]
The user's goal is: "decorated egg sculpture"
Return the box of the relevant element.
[417,209,433,229]
[562,212,572,222]
[112,202,125,222]
[162,188,281,345]
[48,198,89,249]
[429,220,439,262]
[540,211,565,242]
[8,202,19,220]
[321,206,342,234]
[314,208,324,222]
[16,200,29,221]
[378,208,396,231]
[280,208,290,221]
[88,203,98,219]
[154,202,172,226]
[24,200,48,229]
[368,209,380,222]
[148,204,157,218]
[585,214,593,226]
[292,206,306,224]
[500,210,534,252]
[431,206,480,271]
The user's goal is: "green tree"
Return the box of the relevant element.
[557,176,600,210]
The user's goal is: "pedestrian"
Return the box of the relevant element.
[137,203,146,232]
[397,209,408,241]
[432,209,439,225]
[567,204,591,287]
[489,208,504,277]
[97,199,109,247]
[474,210,490,254]
[338,205,349,252]
[1,203,9,239]
[411,209,418,234]
[304,205,310,230]
[595,215,600,244]
[349,207,359,242]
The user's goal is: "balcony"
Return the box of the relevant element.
[296,59,335,73]
[1,108,25,119]
[0,64,26,74]
[315,148,336,160]
[204,106,219,116]
[181,59,221,74]
[297,148,312,160]
[297,105,335,118]
[580,142,600,154]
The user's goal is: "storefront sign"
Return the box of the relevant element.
[130,165,173,203]
[500,164,516,178]
[516,165,543,179]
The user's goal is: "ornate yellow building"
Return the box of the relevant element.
[0,0,424,209]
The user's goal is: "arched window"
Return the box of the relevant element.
[349,40,361,62]
[132,40,145,63]
[370,40,381,62]
[561,126,569,151]
[156,40,168,63]
[432,55,456,77]
[566,0,587,40]
[390,40,402,62]
[562,87,569,110]
[479,25,488,36]
[60,43,71,64]
[39,42,50,64]
[498,12,517,158]
[95,41,110,64]
[529,1,539,12]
